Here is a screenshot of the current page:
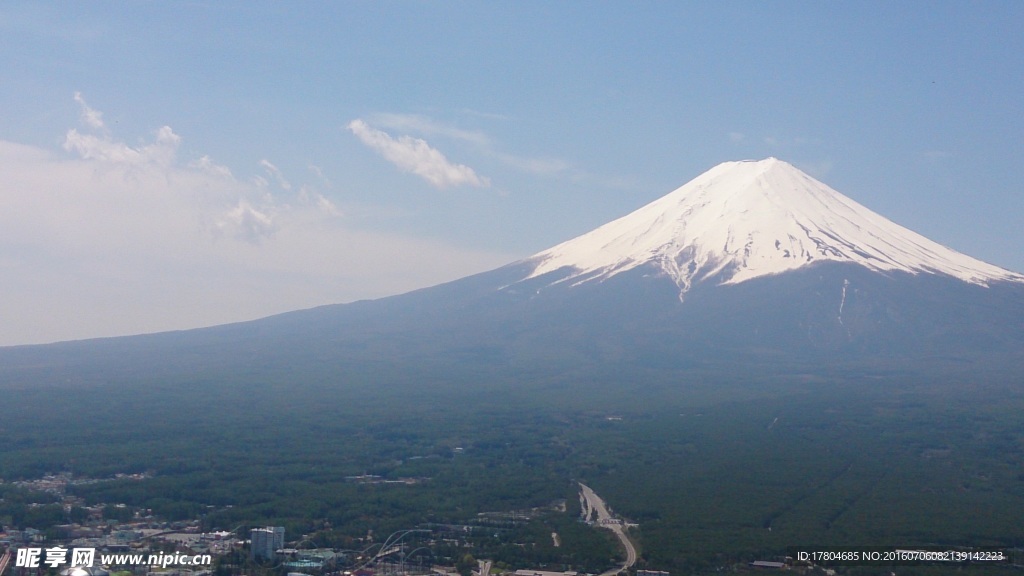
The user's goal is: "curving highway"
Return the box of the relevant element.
[579,483,637,576]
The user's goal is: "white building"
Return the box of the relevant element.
[250,526,284,561]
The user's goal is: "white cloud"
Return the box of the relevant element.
[347,119,490,189]
[0,96,515,345]
[191,155,234,178]
[57,112,280,247]
[260,159,292,191]
[64,124,180,167]
[356,113,577,181]
[314,191,342,216]
[74,91,105,129]
[217,200,276,242]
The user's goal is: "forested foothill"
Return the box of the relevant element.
[2,357,1023,575]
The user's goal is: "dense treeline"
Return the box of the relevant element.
[2,370,1023,573]
[573,378,1024,572]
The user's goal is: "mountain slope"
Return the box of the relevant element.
[1,158,1023,393]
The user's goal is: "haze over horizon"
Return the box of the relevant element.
[1,2,1022,346]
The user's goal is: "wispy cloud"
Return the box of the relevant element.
[0,95,515,345]
[190,155,234,178]
[66,92,179,168]
[217,200,276,243]
[74,91,105,130]
[64,124,180,167]
[58,93,338,245]
[365,112,578,179]
[308,163,329,184]
[260,159,292,191]
[369,113,490,146]
[347,119,490,189]
[494,152,569,176]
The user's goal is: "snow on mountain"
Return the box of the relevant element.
[523,158,1024,295]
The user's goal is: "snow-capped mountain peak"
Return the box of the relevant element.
[523,158,1024,293]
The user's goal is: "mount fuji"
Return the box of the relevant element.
[3,158,1024,391]
[523,158,1023,293]
[461,157,1024,369]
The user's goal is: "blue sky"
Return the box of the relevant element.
[1,2,1022,345]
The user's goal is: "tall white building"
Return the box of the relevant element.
[250,526,285,561]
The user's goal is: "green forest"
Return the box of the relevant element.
[2,367,1023,574]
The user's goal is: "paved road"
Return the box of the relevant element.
[479,559,492,576]
[579,483,637,576]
